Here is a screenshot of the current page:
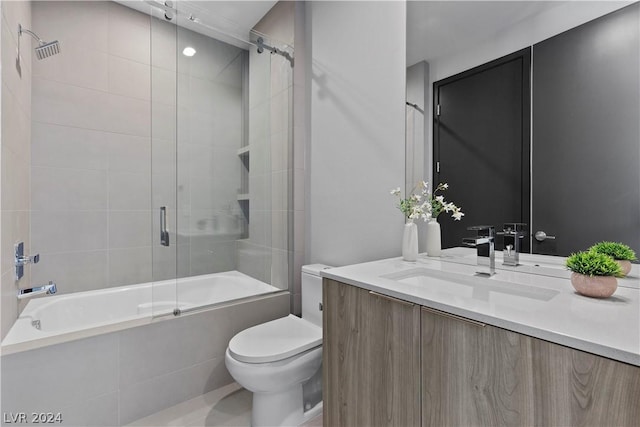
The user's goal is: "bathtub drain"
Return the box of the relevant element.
[32,319,41,330]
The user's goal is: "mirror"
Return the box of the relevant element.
[406,1,639,255]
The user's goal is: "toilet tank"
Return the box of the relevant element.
[301,264,332,328]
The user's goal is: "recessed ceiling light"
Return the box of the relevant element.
[182,46,196,57]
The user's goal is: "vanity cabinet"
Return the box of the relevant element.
[421,306,640,426]
[323,279,640,427]
[323,279,421,427]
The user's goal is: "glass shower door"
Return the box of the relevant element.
[150,4,294,318]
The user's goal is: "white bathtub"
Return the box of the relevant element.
[2,271,282,354]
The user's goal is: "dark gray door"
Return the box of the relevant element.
[434,49,531,250]
[532,3,640,256]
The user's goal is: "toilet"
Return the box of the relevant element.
[225,264,330,427]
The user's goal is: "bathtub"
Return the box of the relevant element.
[2,270,282,354]
[1,272,290,425]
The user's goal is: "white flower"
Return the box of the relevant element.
[391,180,462,223]
[443,202,456,212]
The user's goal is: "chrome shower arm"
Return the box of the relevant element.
[18,24,44,44]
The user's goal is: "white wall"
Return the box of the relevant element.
[307,1,407,267]
[406,60,429,250]
[429,1,632,82]
[1,0,32,339]
[28,1,246,295]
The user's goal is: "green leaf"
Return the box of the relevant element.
[589,241,637,261]
[566,251,623,277]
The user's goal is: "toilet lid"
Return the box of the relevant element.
[228,314,322,363]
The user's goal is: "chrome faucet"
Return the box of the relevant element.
[497,223,527,266]
[17,281,57,300]
[462,225,495,276]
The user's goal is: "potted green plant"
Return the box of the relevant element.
[566,251,623,298]
[588,241,637,276]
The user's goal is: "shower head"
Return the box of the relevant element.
[34,40,60,60]
[18,24,61,61]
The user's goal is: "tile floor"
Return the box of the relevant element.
[126,383,323,427]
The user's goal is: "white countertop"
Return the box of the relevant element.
[321,248,640,367]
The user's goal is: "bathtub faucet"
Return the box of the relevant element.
[17,281,57,300]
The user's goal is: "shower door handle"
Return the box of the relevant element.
[160,207,170,247]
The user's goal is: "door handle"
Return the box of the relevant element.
[534,231,556,242]
[421,306,486,327]
[160,207,170,247]
[369,291,414,307]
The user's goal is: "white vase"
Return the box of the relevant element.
[426,217,441,257]
[402,220,418,262]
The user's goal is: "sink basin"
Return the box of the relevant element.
[382,266,560,308]
[439,247,571,280]
[438,248,639,289]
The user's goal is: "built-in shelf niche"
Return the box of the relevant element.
[238,145,250,233]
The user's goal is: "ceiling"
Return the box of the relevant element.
[407,1,568,66]
[119,1,632,63]
[117,0,278,49]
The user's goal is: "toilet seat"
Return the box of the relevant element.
[228,314,322,363]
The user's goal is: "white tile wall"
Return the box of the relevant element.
[107,171,151,211]
[30,250,108,294]
[1,0,32,339]
[31,122,110,170]
[107,94,151,137]
[150,20,177,72]
[107,2,150,64]
[29,1,109,54]
[108,246,152,287]
[32,77,111,131]
[32,43,109,92]
[108,133,151,174]
[1,17,32,114]
[151,102,177,141]
[108,211,152,249]
[238,17,294,304]
[108,55,151,101]
[31,166,107,211]
[31,211,108,253]
[151,66,177,107]
[1,333,119,413]
[27,0,251,297]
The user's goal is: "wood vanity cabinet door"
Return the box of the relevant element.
[421,307,640,427]
[323,279,421,427]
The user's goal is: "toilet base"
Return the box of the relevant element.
[301,401,323,424]
[252,384,303,427]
